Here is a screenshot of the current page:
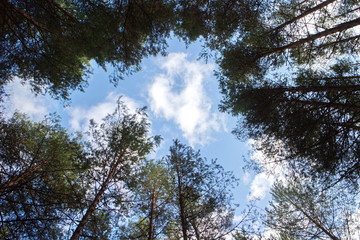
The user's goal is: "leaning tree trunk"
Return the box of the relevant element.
[287,198,340,240]
[256,84,360,94]
[260,17,360,58]
[70,153,124,240]
[270,0,337,33]
[0,159,50,193]
[287,99,360,111]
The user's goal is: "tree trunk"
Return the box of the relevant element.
[328,122,360,131]
[287,198,340,240]
[148,184,156,240]
[191,219,201,240]
[70,154,124,240]
[258,84,360,93]
[260,17,360,58]
[176,163,188,240]
[311,34,360,52]
[1,0,51,32]
[0,159,50,192]
[287,99,360,111]
[270,0,337,33]
[307,75,360,82]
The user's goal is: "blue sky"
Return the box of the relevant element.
[4,37,275,218]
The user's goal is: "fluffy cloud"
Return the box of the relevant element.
[3,79,50,121]
[248,172,275,200]
[148,52,225,146]
[68,92,139,132]
[246,138,287,200]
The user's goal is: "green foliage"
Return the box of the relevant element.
[69,98,158,240]
[0,0,176,100]
[0,112,86,239]
[265,177,358,239]
[81,210,112,240]
[0,99,160,239]
[120,160,173,239]
[119,141,239,239]
[228,59,360,188]
[216,0,360,96]
[164,140,238,239]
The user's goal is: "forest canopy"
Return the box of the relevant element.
[0,0,359,239]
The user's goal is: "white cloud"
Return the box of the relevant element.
[245,137,289,200]
[148,52,225,146]
[3,78,50,121]
[68,92,139,132]
[248,172,274,200]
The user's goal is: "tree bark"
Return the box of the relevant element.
[0,159,50,193]
[148,184,156,240]
[307,75,360,82]
[258,84,360,93]
[287,99,360,111]
[260,17,360,58]
[70,153,124,240]
[191,219,201,240]
[176,162,188,240]
[1,0,52,32]
[310,34,360,52]
[270,0,337,33]
[287,198,340,240]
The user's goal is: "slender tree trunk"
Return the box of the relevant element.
[148,184,156,240]
[44,0,78,22]
[1,0,52,32]
[0,217,60,223]
[0,160,50,192]
[260,17,360,58]
[270,0,337,33]
[175,163,188,240]
[70,154,124,240]
[258,84,360,93]
[307,75,360,81]
[328,122,360,131]
[287,99,360,111]
[191,220,201,240]
[311,34,360,51]
[287,198,340,240]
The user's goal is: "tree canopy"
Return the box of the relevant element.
[0,108,240,239]
[1,0,178,99]
[0,112,86,239]
[215,0,360,189]
[1,0,359,238]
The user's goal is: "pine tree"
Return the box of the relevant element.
[0,113,86,239]
[226,59,360,187]
[0,0,176,100]
[69,99,159,240]
[265,177,358,239]
[164,140,238,240]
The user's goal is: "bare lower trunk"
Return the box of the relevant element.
[258,84,360,94]
[148,184,156,240]
[70,154,124,240]
[176,163,188,240]
[288,99,360,111]
[191,220,201,240]
[260,17,360,58]
[270,0,337,33]
[287,198,340,240]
